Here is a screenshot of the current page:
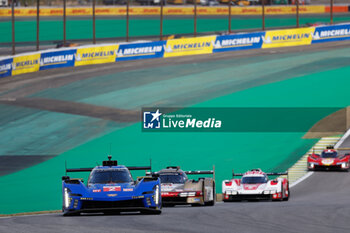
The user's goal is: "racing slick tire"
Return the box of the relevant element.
[204,183,215,206]
[283,183,290,201]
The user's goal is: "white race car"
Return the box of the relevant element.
[222,169,289,201]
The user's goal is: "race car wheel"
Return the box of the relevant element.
[204,182,215,206]
[283,183,290,201]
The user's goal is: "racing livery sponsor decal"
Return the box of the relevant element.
[321,159,334,166]
[312,24,350,43]
[123,188,134,192]
[213,32,265,53]
[116,41,165,61]
[103,186,121,192]
[74,45,119,66]
[163,36,216,58]
[40,49,76,70]
[262,27,315,48]
[243,184,260,190]
[12,54,41,76]
[107,194,118,197]
[0,58,13,78]
[92,189,101,193]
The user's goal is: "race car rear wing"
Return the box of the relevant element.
[266,172,288,176]
[184,170,214,175]
[232,170,288,177]
[147,166,216,180]
[66,166,152,173]
[64,155,152,174]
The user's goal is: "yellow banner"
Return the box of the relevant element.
[74,45,119,67]
[164,36,216,58]
[0,6,325,17]
[231,5,325,15]
[262,27,315,48]
[12,54,40,76]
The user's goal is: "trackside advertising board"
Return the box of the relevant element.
[0,58,13,78]
[74,45,119,66]
[163,36,216,58]
[1,23,350,78]
[12,53,41,76]
[40,49,76,70]
[312,24,350,44]
[0,6,327,17]
[262,27,315,48]
[213,32,265,53]
[116,41,166,61]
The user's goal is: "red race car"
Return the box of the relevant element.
[307,146,350,171]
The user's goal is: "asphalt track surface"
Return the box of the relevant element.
[2,42,350,232]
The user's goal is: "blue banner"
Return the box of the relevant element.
[312,24,350,44]
[0,58,13,78]
[39,49,76,70]
[213,32,265,53]
[116,41,166,61]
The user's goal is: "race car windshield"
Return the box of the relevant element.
[241,176,267,184]
[88,169,133,184]
[321,151,338,158]
[159,174,187,184]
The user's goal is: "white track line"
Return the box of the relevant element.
[335,128,350,149]
[290,172,314,188]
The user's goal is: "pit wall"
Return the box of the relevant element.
[1,23,350,78]
[0,5,344,17]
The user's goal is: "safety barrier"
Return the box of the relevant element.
[1,23,350,78]
[0,5,331,17]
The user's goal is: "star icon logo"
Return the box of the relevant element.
[143,109,162,129]
[150,109,162,123]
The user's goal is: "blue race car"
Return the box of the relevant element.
[62,156,162,216]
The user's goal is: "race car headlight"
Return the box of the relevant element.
[263,190,276,194]
[337,162,348,168]
[154,185,159,205]
[308,162,316,168]
[64,188,71,209]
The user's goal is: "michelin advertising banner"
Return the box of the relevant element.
[12,54,41,76]
[74,45,119,66]
[312,24,350,44]
[262,27,315,48]
[163,36,216,58]
[213,32,265,53]
[116,41,166,61]
[2,23,350,79]
[40,49,76,71]
[0,58,13,78]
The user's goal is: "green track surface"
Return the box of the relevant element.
[1,46,350,214]
[1,15,350,43]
